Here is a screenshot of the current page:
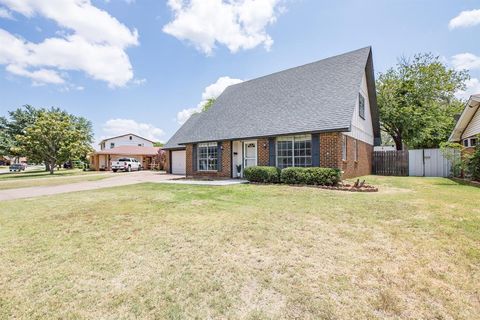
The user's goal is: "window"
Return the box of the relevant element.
[470,138,477,147]
[110,142,115,148]
[464,139,469,147]
[129,136,133,140]
[198,142,218,171]
[354,139,358,162]
[342,135,347,161]
[359,93,365,119]
[276,135,312,169]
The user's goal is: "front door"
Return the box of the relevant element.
[243,141,257,169]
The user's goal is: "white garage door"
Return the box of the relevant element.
[171,150,186,175]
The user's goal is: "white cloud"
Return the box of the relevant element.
[449,9,480,29]
[102,119,165,142]
[456,78,480,100]
[0,0,138,87]
[176,76,243,124]
[452,53,480,71]
[163,0,284,55]
[0,7,13,19]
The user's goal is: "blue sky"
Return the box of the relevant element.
[1,0,480,147]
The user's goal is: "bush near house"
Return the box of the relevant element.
[244,166,281,183]
[280,167,341,186]
[467,144,480,181]
[244,166,341,186]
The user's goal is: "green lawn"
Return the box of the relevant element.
[0,169,111,190]
[0,177,478,319]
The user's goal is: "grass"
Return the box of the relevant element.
[0,176,479,319]
[0,168,111,190]
[0,168,99,181]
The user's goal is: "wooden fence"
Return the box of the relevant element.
[372,150,409,176]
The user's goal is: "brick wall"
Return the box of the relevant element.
[318,132,373,179]
[164,150,171,173]
[257,138,269,166]
[187,141,232,179]
[319,132,342,168]
[340,135,373,179]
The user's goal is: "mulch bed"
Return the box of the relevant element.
[250,182,378,192]
[450,177,480,188]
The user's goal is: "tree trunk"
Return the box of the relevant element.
[49,161,56,174]
[393,135,403,151]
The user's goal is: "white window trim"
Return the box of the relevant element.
[276,134,312,168]
[197,142,218,172]
[464,137,477,147]
[342,135,347,161]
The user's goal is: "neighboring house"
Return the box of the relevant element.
[99,133,154,150]
[164,47,381,179]
[90,134,159,170]
[449,94,480,154]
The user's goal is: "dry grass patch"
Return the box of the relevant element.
[0,176,479,319]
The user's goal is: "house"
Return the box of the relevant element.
[99,133,154,150]
[90,133,160,170]
[449,94,480,154]
[163,47,381,179]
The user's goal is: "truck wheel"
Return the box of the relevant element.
[113,169,117,173]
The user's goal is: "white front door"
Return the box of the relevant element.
[243,141,257,169]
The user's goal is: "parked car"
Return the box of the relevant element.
[111,158,141,172]
[9,163,27,172]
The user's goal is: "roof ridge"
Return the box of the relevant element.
[225,46,371,90]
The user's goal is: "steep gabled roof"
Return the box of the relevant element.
[166,46,381,146]
[449,94,480,142]
[163,113,202,149]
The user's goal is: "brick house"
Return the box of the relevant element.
[163,47,381,179]
[449,94,480,156]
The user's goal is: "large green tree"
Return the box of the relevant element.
[0,105,41,158]
[377,53,468,150]
[16,108,93,174]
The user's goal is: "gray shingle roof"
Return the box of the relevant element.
[166,47,380,147]
[163,113,202,149]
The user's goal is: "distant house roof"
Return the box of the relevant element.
[449,94,480,142]
[99,133,156,145]
[165,46,381,146]
[94,146,160,156]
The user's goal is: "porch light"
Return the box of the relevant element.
[263,143,267,149]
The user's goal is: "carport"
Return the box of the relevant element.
[90,146,161,171]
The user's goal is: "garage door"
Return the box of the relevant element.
[171,150,186,175]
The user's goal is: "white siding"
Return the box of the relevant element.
[345,72,374,145]
[101,135,154,150]
[462,107,480,139]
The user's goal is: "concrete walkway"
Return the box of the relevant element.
[0,171,182,201]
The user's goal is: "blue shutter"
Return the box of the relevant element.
[312,133,320,167]
[192,144,197,171]
[268,138,276,166]
[217,142,222,171]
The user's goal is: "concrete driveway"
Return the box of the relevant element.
[0,171,183,201]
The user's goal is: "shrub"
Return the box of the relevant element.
[280,167,341,186]
[467,144,480,181]
[244,166,281,183]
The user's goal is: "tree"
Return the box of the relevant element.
[377,53,468,150]
[153,142,164,147]
[202,98,216,112]
[16,108,93,174]
[0,105,41,158]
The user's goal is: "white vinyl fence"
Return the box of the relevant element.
[408,149,457,177]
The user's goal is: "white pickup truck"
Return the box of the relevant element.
[111,158,141,172]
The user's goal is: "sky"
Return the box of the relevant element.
[1,0,480,148]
